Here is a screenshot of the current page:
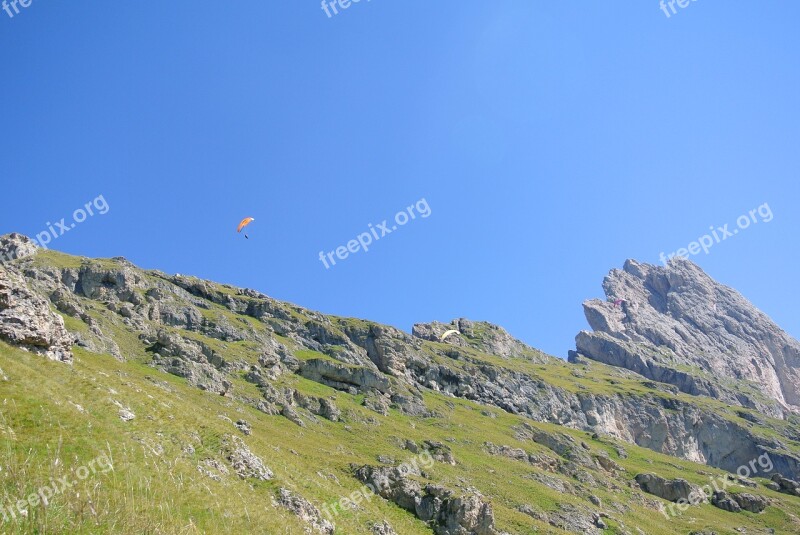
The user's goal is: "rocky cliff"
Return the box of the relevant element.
[570,258,800,419]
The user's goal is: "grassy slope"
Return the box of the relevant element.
[2,340,799,534]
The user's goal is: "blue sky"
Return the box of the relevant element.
[1,1,798,357]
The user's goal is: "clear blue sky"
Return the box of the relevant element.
[1,1,798,358]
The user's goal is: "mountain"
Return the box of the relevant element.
[1,233,799,534]
[572,259,800,417]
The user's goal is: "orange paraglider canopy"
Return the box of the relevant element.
[237,217,255,233]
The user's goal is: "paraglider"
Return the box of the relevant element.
[237,217,255,239]
[440,329,460,342]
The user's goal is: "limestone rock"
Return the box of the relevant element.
[0,265,73,363]
[277,488,334,534]
[353,464,497,535]
[635,473,702,503]
[732,492,768,513]
[222,435,273,480]
[371,521,397,534]
[710,490,741,512]
[0,233,38,263]
[573,259,800,416]
[770,473,800,497]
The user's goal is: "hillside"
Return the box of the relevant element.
[1,233,799,534]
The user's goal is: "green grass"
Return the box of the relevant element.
[3,340,800,534]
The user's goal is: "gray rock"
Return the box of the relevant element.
[298,358,390,394]
[363,393,391,415]
[0,266,73,362]
[635,473,703,503]
[731,492,768,513]
[277,488,334,534]
[573,258,800,416]
[545,503,602,534]
[371,520,397,535]
[222,435,273,480]
[711,491,741,513]
[517,504,547,522]
[235,419,251,435]
[770,473,800,496]
[353,464,497,535]
[0,233,38,263]
[148,330,232,395]
[423,440,457,465]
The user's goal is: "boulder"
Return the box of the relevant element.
[635,473,702,503]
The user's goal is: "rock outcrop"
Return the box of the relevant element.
[413,318,552,363]
[0,233,38,263]
[353,464,497,535]
[635,473,701,503]
[769,473,800,497]
[0,265,73,362]
[277,488,334,534]
[222,435,273,481]
[571,258,800,417]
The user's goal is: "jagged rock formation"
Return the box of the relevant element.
[571,258,800,418]
[148,329,233,394]
[353,464,497,535]
[0,232,38,263]
[0,263,73,363]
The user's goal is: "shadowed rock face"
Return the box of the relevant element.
[572,258,800,417]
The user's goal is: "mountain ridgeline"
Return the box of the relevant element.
[1,232,799,534]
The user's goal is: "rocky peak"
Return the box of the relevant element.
[0,233,38,263]
[413,318,551,363]
[573,258,800,414]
